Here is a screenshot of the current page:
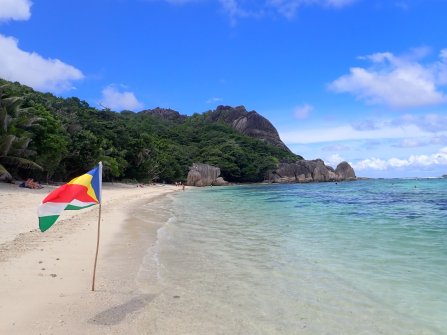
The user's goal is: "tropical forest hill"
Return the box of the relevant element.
[0,79,302,184]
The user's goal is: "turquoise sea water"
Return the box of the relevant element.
[143,179,447,334]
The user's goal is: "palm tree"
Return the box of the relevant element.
[0,87,42,182]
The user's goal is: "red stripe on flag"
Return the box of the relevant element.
[42,184,97,204]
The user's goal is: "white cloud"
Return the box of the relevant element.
[206,97,223,104]
[281,123,427,144]
[351,119,378,131]
[293,104,313,119]
[329,49,447,108]
[0,34,84,92]
[267,0,356,18]
[391,113,447,133]
[324,153,345,167]
[219,0,263,24]
[267,0,300,19]
[353,147,447,171]
[281,112,447,146]
[100,85,144,111]
[216,0,355,22]
[362,139,382,149]
[0,0,32,22]
[393,138,427,148]
[354,158,389,171]
[161,0,355,22]
[432,48,447,86]
[321,143,350,152]
[430,135,447,145]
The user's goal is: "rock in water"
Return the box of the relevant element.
[187,163,228,186]
[335,161,356,180]
[270,159,356,183]
[213,177,229,186]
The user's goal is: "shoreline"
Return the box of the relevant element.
[0,182,178,334]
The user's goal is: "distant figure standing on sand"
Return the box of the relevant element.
[182,183,185,191]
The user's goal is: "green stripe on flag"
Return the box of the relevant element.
[65,204,96,210]
[39,215,59,232]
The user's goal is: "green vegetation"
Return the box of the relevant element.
[0,79,301,183]
[0,88,43,181]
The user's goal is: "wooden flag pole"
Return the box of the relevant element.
[91,203,102,291]
[91,162,103,292]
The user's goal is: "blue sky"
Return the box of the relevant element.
[1,0,447,178]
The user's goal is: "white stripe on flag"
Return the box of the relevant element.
[38,200,97,217]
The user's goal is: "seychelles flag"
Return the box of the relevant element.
[38,163,102,232]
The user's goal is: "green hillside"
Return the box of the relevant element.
[0,79,301,184]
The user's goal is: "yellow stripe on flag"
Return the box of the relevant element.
[67,174,99,202]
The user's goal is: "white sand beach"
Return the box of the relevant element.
[0,182,178,334]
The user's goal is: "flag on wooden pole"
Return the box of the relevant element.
[38,164,102,232]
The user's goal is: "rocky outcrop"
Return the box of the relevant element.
[186,163,228,186]
[269,160,356,183]
[213,177,229,186]
[187,160,354,185]
[206,105,291,152]
[139,107,186,121]
[335,161,356,180]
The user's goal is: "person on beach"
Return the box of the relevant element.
[29,178,43,189]
[19,178,43,189]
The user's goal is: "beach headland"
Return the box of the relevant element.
[0,182,178,334]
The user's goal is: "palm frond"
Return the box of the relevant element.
[0,134,16,156]
[19,106,36,114]
[12,136,31,150]
[0,156,43,171]
[17,116,43,128]
[11,148,35,157]
[3,97,23,117]
[0,107,8,132]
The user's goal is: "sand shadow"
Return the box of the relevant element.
[89,294,156,325]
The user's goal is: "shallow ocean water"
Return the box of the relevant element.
[140,179,447,334]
